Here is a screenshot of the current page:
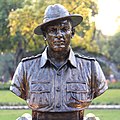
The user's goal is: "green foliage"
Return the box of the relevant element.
[108,82,120,89]
[0,0,24,53]
[94,31,120,79]
[0,82,10,90]
[8,0,53,53]
[0,0,100,70]
[0,53,14,81]
[8,0,99,54]
[66,0,99,52]
[107,32,120,64]
[97,31,120,64]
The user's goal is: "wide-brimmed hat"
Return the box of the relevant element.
[34,4,83,35]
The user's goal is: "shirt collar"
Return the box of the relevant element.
[40,47,77,68]
[68,48,77,67]
[40,47,48,68]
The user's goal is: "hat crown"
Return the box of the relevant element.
[34,4,83,35]
[43,4,70,23]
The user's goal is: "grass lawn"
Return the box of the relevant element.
[85,109,120,120]
[0,110,31,120]
[0,109,120,120]
[0,90,26,105]
[92,89,120,105]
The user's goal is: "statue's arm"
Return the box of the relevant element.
[10,62,28,100]
[92,60,108,98]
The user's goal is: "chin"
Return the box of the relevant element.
[53,46,66,52]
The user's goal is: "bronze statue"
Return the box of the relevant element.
[10,4,108,120]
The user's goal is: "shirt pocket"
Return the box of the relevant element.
[28,80,51,109]
[66,82,89,104]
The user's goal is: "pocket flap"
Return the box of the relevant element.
[31,80,51,93]
[67,83,88,93]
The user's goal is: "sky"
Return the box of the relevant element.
[95,0,120,36]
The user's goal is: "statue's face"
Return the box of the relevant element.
[45,20,72,52]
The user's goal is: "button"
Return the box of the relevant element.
[38,86,42,91]
[56,86,61,92]
[57,71,61,76]
[56,103,61,108]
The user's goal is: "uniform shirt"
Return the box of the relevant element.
[10,48,108,112]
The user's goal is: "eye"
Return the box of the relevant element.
[61,27,69,32]
[51,28,55,32]
[47,27,56,33]
[48,28,57,33]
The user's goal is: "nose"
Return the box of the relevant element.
[56,29,63,38]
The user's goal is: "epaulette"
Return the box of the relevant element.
[21,54,42,62]
[75,53,96,61]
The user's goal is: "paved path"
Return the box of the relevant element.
[0,105,120,110]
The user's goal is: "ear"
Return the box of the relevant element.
[42,31,47,41]
[44,37,47,41]
[44,36,48,46]
[41,27,47,38]
[71,27,75,37]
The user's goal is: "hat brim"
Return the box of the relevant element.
[34,14,83,35]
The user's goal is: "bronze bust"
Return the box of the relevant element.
[10,4,108,120]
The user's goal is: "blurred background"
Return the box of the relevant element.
[0,0,120,120]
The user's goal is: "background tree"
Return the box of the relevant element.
[8,0,99,60]
[0,0,24,53]
[0,0,24,79]
[1,0,119,81]
[108,32,120,68]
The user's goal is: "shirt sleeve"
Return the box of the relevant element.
[92,60,108,98]
[10,62,28,100]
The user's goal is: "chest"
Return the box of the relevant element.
[26,62,92,111]
[27,64,91,94]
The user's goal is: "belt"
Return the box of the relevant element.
[32,110,84,120]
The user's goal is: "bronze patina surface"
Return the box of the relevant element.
[10,4,108,120]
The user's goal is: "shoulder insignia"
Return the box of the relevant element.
[21,54,42,62]
[75,53,96,61]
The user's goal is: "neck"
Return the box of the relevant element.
[47,47,70,67]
